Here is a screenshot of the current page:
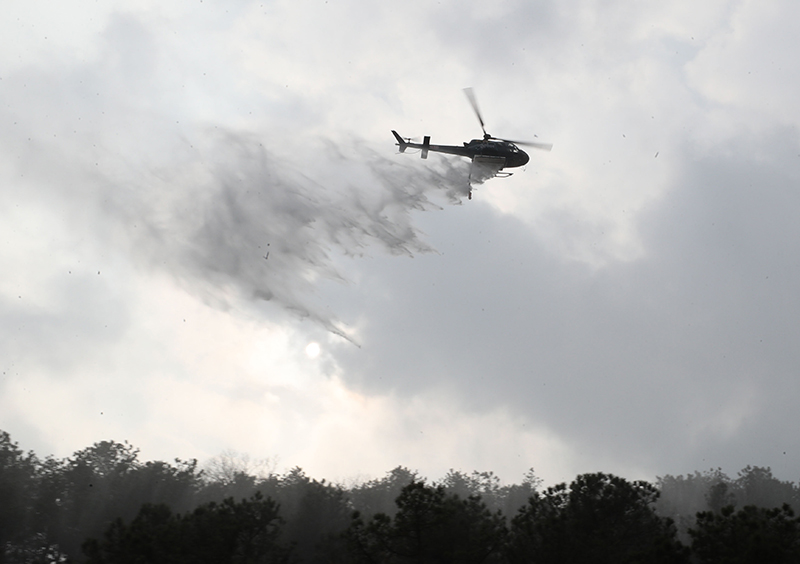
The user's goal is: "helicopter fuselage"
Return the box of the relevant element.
[392,131,529,169]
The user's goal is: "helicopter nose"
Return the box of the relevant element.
[519,151,529,166]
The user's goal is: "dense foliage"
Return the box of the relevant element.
[689,504,800,564]
[347,481,507,564]
[506,473,689,564]
[82,493,291,564]
[2,429,800,563]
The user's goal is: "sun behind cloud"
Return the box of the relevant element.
[304,342,321,359]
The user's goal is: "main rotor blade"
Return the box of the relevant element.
[463,87,487,137]
[500,138,553,151]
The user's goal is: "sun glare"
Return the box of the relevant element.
[304,342,321,359]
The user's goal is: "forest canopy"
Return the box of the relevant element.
[2,430,799,563]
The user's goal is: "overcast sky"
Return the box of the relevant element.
[2,0,800,487]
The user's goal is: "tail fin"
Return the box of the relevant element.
[391,130,408,153]
[421,136,430,159]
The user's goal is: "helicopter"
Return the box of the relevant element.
[392,88,552,198]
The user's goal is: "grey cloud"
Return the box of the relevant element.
[330,131,800,477]
[0,277,129,375]
[0,13,476,344]
[7,0,799,485]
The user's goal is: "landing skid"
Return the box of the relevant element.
[467,167,513,200]
[468,171,513,184]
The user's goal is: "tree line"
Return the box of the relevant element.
[2,429,800,563]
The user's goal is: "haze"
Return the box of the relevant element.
[2,0,800,486]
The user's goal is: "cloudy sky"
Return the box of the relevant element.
[2,0,800,486]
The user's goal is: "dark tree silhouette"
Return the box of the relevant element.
[51,440,201,557]
[439,470,508,513]
[498,469,544,520]
[689,504,800,564]
[0,433,204,562]
[733,466,800,510]
[347,480,507,564]
[82,492,292,564]
[348,466,422,519]
[273,467,351,564]
[706,480,736,514]
[656,469,732,538]
[9,428,800,564]
[657,466,800,542]
[0,431,38,563]
[507,472,688,564]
